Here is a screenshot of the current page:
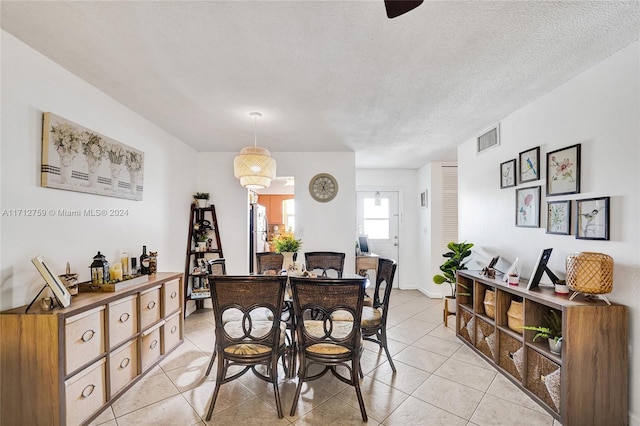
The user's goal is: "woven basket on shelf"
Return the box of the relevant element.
[483,290,496,319]
[566,252,613,295]
[507,300,523,333]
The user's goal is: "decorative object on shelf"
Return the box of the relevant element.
[507,298,524,333]
[546,200,571,235]
[516,186,541,227]
[520,310,563,356]
[483,289,495,319]
[233,112,276,189]
[508,273,520,286]
[554,280,569,295]
[140,245,150,274]
[109,262,123,281]
[546,143,581,196]
[90,251,110,285]
[566,251,614,305]
[58,262,79,296]
[502,257,519,283]
[518,146,540,183]
[576,196,610,240]
[309,173,339,202]
[193,192,210,208]
[148,251,158,275]
[41,112,144,200]
[120,251,129,276]
[78,274,148,292]
[500,158,516,188]
[272,234,302,271]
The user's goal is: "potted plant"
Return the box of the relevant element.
[194,232,209,250]
[272,235,302,271]
[433,241,474,313]
[193,192,210,208]
[521,310,563,355]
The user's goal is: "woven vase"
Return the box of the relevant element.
[483,290,496,319]
[507,300,523,333]
[565,252,613,295]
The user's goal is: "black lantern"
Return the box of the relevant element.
[90,251,110,285]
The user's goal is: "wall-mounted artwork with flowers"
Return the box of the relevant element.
[516,186,540,227]
[41,113,144,200]
[546,200,571,235]
[546,143,580,196]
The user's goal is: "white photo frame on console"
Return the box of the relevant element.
[502,257,519,282]
[31,255,72,308]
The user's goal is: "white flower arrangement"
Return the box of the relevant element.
[51,123,81,156]
[125,151,143,172]
[81,132,107,161]
[107,143,126,165]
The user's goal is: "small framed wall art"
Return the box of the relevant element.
[500,159,516,188]
[547,143,581,196]
[516,186,541,228]
[546,200,571,235]
[576,196,609,240]
[519,146,540,183]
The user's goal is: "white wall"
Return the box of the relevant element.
[198,151,357,274]
[356,169,420,289]
[458,42,640,424]
[0,32,197,310]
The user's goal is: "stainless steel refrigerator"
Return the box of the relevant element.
[250,203,269,273]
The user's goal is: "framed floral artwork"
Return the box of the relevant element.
[516,186,540,228]
[546,200,571,235]
[547,143,580,196]
[519,146,540,183]
[576,196,609,240]
[500,159,516,188]
[41,112,144,200]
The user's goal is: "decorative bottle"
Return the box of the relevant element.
[140,245,150,275]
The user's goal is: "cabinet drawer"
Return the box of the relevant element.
[526,348,561,413]
[163,279,181,316]
[65,358,106,426]
[140,286,161,329]
[475,317,495,360]
[110,339,138,396]
[109,295,138,348]
[162,312,182,354]
[65,306,105,374]
[140,324,162,371]
[498,330,524,381]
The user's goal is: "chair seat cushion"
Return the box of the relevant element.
[222,320,286,355]
[331,307,381,328]
[306,342,350,355]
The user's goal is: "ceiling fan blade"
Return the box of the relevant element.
[384,0,424,19]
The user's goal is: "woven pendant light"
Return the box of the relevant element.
[233,112,276,189]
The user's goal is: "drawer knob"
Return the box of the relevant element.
[81,329,95,342]
[170,291,177,299]
[81,384,95,398]
[150,339,158,349]
[147,300,156,310]
[171,325,177,334]
[120,357,130,369]
[119,312,130,323]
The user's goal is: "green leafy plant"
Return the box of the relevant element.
[272,235,302,253]
[433,241,474,297]
[521,310,562,342]
[193,192,210,200]
[194,232,209,242]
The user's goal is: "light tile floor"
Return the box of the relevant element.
[90,290,562,426]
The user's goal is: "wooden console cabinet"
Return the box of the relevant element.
[456,270,628,426]
[0,272,184,426]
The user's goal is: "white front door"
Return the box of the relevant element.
[356,191,399,287]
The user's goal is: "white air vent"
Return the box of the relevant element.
[477,124,500,153]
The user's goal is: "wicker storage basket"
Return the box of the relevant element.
[566,252,613,295]
[507,300,523,333]
[483,290,496,319]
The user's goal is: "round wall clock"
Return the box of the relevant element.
[309,173,338,203]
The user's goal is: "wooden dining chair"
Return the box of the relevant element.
[304,251,345,277]
[255,252,284,275]
[289,276,368,421]
[205,275,288,420]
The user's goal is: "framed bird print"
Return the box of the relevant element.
[500,159,516,188]
[519,146,540,183]
[547,143,581,196]
[576,196,609,240]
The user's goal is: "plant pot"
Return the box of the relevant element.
[554,283,569,295]
[282,252,296,271]
[549,338,562,355]
[445,296,456,314]
[197,198,208,208]
[197,241,207,251]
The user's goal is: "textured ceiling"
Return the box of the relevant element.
[1,1,639,169]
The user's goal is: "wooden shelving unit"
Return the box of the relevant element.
[456,270,628,426]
